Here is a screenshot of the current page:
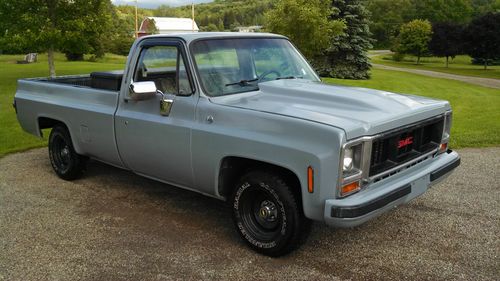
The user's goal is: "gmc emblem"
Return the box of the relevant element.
[398,136,414,149]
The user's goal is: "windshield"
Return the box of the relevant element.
[191,38,320,97]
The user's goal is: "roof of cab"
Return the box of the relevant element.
[138,32,288,43]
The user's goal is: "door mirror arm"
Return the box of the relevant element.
[157,89,174,116]
[127,81,173,116]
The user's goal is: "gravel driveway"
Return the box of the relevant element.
[1,148,499,281]
[368,50,500,89]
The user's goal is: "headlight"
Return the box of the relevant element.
[339,142,364,197]
[342,144,362,176]
[343,148,354,172]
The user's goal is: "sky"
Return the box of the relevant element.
[112,0,214,8]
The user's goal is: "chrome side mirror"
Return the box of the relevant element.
[129,81,174,116]
[129,81,157,101]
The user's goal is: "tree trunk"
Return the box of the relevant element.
[446,56,449,68]
[47,0,57,78]
[417,54,420,65]
[484,60,488,70]
[48,46,56,78]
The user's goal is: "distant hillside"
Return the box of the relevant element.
[116,0,273,31]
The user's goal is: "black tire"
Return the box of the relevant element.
[48,125,87,180]
[231,170,310,256]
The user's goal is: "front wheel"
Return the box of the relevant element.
[231,170,310,256]
[48,125,87,180]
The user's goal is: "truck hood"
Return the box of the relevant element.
[210,79,450,140]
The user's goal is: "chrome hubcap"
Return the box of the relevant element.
[258,200,277,222]
[59,145,71,164]
[61,146,70,157]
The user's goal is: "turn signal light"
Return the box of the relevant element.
[341,181,360,196]
[307,166,314,193]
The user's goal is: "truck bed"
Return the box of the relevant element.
[35,70,124,91]
[15,71,124,167]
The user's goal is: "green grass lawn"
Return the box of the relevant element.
[323,68,500,148]
[0,53,127,157]
[1,53,499,158]
[371,54,500,79]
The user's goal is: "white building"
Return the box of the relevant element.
[236,26,263,33]
[138,17,199,36]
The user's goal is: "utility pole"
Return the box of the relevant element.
[192,2,195,32]
[135,0,138,38]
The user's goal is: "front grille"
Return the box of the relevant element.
[369,117,444,177]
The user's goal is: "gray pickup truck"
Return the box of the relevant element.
[14,33,460,256]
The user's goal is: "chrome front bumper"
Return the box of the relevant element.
[324,150,460,228]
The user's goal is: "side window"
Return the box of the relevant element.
[178,56,192,96]
[134,45,193,95]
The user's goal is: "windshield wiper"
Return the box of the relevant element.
[225,78,259,87]
[276,76,303,80]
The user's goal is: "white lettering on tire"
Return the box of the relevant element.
[234,179,288,249]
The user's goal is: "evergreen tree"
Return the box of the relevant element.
[315,0,372,79]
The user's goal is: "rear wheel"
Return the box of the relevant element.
[231,170,310,256]
[48,125,87,180]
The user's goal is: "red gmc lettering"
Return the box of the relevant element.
[398,136,414,148]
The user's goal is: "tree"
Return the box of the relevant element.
[264,0,345,59]
[429,22,464,67]
[105,5,136,56]
[463,12,500,69]
[152,1,274,31]
[60,1,113,61]
[471,0,500,17]
[408,0,474,24]
[216,18,225,31]
[144,18,160,35]
[199,23,219,32]
[0,0,112,77]
[315,0,372,79]
[396,19,432,64]
[365,0,499,49]
[366,0,413,48]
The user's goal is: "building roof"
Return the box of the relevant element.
[142,17,199,32]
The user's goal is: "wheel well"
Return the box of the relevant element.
[38,117,64,130]
[218,157,303,205]
[38,117,66,137]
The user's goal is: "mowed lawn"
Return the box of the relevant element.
[0,53,126,157]
[1,53,499,157]
[323,69,500,148]
[371,54,500,79]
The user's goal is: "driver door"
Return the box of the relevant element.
[114,40,196,187]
